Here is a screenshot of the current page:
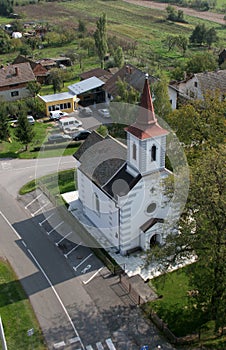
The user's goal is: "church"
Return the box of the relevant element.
[73,76,171,256]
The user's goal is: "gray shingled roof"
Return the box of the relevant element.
[104,63,157,97]
[73,131,127,188]
[196,70,226,95]
[0,62,35,87]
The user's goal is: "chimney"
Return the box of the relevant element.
[15,67,19,76]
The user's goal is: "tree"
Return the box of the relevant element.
[27,81,41,98]
[78,19,87,37]
[94,13,108,69]
[48,69,63,94]
[15,112,34,151]
[113,46,124,68]
[186,52,218,74]
[115,77,139,104]
[205,27,218,48]
[153,76,172,119]
[162,146,225,333]
[0,29,12,54]
[165,92,225,158]
[190,24,206,45]
[0,104,10,142]
[0,0,13,16]
[19,44,32,57]
[177,35,188,56]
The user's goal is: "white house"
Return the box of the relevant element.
[73,77,171,255]
[172,69,226,101]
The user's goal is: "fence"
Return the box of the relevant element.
[119,274,145,305]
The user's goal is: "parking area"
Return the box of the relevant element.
[21,189,104,281]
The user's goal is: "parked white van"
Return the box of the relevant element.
[49,110,68,120]
[58,116,82,131]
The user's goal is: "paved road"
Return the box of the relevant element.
[123,0,226,25]
[0,156,175,350]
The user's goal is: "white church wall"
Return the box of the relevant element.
[77,169,119,248]
[118,170,170,254]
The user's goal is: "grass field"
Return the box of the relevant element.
[0,258,46,350]
[1,0,223,76]
[147,267,226,348]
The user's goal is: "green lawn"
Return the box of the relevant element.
[19,169,77,195]
[0,258,46,350]
[0,121,81,159]
[147,266,226,348]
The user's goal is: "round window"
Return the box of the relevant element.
[146,203,156,213]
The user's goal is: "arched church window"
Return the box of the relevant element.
[132,143,137,160]
[94,193,100,213]
[151,145,156,161]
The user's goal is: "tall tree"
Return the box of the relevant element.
[15,112,34,151]
[0,104,10,142]
[0,0,13,16]
[94,13,108,69]
[48,69,63,94]
[113,46,124,68]
[153,75,172,119]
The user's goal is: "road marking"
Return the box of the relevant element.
[47,221,64,235]
[31,202,49,217]
[27,249,85,349]
[0,210,85,349]
[0,210,21,240]
[39,213,54,226]
[64,242,82,258]
[68,336,80,344]
[96,342,104,350]
[83,267,103,285]
[81,264,91,274]
[86,345,94,350]
[73,253,93,272]
[106,338,116,350]
[56,232,72,246]
[22,240,27,248]
[53,341,66,348]
[25,194,42,209]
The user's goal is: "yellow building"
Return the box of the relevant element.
[38,92,79,117]
[38,77,106,116]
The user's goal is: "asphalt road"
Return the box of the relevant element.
[0,155,175,350]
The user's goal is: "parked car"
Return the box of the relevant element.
[47,134,72,143]
[27,115,35,125]
[10,115,35,127]
[58,116,82,130]
[98,108,110,118]
[72,130,91,141]
[49,110,68,120]
[79,106,93,117]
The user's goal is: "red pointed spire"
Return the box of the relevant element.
[126,74,168,140]
[137,73,157,125]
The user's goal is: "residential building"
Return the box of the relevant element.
[104,63,178,109]
[172,69,226,101]
[0,62,36,102]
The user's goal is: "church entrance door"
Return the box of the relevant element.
[150,234,159,248]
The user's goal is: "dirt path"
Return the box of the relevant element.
[123,0,225,25]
